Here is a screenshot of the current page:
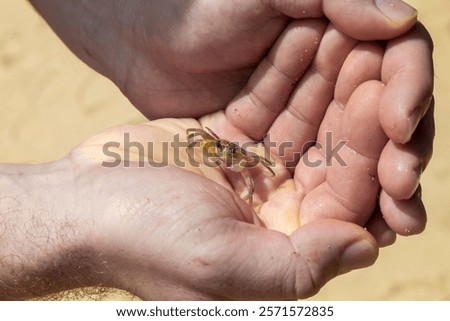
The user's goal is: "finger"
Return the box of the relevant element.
[379,23,434,143]
[365,210,397,247]
[270,24,357,168]
[334,42,384,105]
[379,185,427,236]
[378,101,435,200]
[300,81,387,225]
[219,219,377,299]
[294,42,383,190]
[267,0,418,40]
[226,19,327,140]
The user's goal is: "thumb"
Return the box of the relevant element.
[223,219,378,299]
[288,219,379,298]
[267,0,418,40]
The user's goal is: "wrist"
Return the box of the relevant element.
[0,158,104,299]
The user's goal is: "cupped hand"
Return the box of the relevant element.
[71,118,377,300]
[31,0,420,118]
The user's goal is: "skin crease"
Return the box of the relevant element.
[0,0,434,299]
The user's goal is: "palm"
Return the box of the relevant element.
[72,119,376,300]
[72,110,391,299]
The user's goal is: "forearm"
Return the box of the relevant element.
[0,159,101,300]
[27,0,130,87]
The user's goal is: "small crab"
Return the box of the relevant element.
[186,127,275,206]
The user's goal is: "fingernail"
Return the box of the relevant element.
[406,96,432,142]
[375,0,418,23]
[339,239,378,274]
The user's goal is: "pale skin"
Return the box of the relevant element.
[0,0,434,300]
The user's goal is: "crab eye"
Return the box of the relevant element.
[215,141,222,149]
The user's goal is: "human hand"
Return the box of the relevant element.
[30,0,434,242]
[0,118,380,300]
[30,0,420,118]
[65,119,377,300]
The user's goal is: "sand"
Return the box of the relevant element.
[0,1,448,300]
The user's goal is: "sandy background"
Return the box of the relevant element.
[0,1,448,300]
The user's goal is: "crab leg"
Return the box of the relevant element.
[244,154,276,176]
[240,168,255,207]
[186,128,216,139]
[186,140,200,162]
[204,127,221,140]
[257,156,276,176]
